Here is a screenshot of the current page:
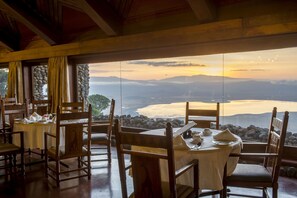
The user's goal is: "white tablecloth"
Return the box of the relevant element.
[133,128,242,190]
[13,121,57,149]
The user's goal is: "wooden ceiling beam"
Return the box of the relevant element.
[78,0,121,36]
[0,0,60,45]
[1,10,297,62]
[187,0,216,23]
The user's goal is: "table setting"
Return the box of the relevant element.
[138,123,243,190]
[18,112,56,124]
[13,112,58,149]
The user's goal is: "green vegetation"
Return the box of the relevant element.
[0,69,8,96]
[87,94,110,116]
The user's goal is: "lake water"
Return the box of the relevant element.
[137,100,297,132]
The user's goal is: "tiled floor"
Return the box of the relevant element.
[1,148,297,198]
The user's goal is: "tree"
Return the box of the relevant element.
[87,94,110,116]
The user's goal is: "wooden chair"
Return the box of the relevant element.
[61,99,85,113]
[185,102,220,129]
[222,107,289,198]
[31,96,52,115]
[115,119,199,198]
[0,131,25,181]
[1,96,17,105]
[1,99,29,134]
[87,99,115,164]
[44,104,92,187]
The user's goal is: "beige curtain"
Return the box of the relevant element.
[7,61,24,103]
[48,56,70,113]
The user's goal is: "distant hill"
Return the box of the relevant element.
[222,112,297,133]
[90,75,297,108]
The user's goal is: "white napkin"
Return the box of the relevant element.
[173,135,188,150]
[30,112,42,121]
[23,118,33,124]
[213,128,237,141]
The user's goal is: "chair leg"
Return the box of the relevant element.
[222,186,227,198]
[4,155,8,181]
[88,154,91,179]
[45,151,48,178]
[20,150,25,177]
[107,143,111,164]
[272,187,278,198]
[56,160,60,187]
[9,155,13,180]
[78,157,81,168]
[13,154,17,179]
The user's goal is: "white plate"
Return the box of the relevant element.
[212,140,233,146]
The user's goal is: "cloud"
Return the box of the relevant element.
[129,60,206,67]
[90,69,135,73]
[231,69,267,72]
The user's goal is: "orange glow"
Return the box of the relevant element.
[89,47,297,81]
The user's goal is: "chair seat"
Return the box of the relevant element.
[0,143,21,154]
[83,133,108,143]
[227,163,272,183]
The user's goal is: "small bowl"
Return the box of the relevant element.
[203,128,212,136]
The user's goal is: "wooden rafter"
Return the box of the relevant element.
[0,12,19,51]
[187,0,216,23]
[0,30,19,51]
[0,0,60,45]
[77,0,121,36]
[2,10,297,62]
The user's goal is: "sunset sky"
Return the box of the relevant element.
[89,47,297,81]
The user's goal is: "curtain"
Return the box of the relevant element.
[7,61,24,103]
[48,56,70,113]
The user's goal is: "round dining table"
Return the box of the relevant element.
[13,121,57,149]
[133,128,242,191]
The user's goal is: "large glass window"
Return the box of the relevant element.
[87,47,297,144]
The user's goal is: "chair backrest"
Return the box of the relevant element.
[1,96,17,105]
[91,99,115,137]
[61,98,85,113]
[1,99,29,134]
[55,104,92,157]
[32,96,52,115]
[264,107,289,183]
[115,119,176,198]
[185,102,220,129]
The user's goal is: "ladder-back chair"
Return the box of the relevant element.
[115,119,199,198]
[61,99,85,113]
[32,96,52,115]
[222,107,289,198]
[185,102,220,129]
[44,104,92,187]
[87,99,115,164]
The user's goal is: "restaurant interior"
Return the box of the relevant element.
[1,0,297,197]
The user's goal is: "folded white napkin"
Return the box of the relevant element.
[30,112,42,121]
[173,135,188,150]
[23,118,33,124]
[213,128,237,141]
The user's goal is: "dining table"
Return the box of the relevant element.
[12,120,58,150]
[12,118,89,150]
[132,127,242,191]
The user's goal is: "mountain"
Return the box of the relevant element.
[89,75,297,115]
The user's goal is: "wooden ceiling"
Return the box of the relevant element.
[0,0,297,63]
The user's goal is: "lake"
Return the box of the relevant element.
[137,100,297,132]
